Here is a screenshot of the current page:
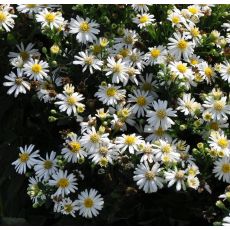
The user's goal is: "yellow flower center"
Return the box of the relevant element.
[106,87,117,97]
[15,77,23,85]
[209,122,219,131]
[57,178,69,188]
[177,39,188,50]
[80,21,90,32]
[84,198,94,208]
[19,152,29,163]
[177,63,187,73]
[43,160,53,169]
[90,133,100,143]
[172,16,180,24]
[175,170,184,180]
[119,48,130,58]
[92,45,102,54]
[154,127,164,136]
[191,28,200,37]
[125,135,136,145]
[99,146,108,156]
[85,56,94,65]
[213,100,224,112]
[188,168,196,176]
[145,171,155,180]
[156,109,166,119]
[20,51,30,61]
[64,204,73,213]
[217,138,228,149]
[112,63,122,73]
[161,144,171,154]
[136,96,147,106]
[99,157,109,167]
[188,7,198,15]
[190,58,198,65]
[31,64,42,73]
[150,49,161,58]
[124,35,134,45]
[45,13,56,23]
[0,11,6,22]
[69,141,81,152]
[67,95,77,105]
[204,67,213,77]
[139,15,149,23]
[222,163,230,173]
[26,4,37,8]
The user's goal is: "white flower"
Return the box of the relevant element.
[144,126,171,143]
[23,59,49,80]
[115,133,143,154]
[3,69,30,97]
[168,32,194,60]
[165,168,187,191]
[219,61,230,83]
[105,56,128,85]
[128,90,153,118]
[61,133,87,163]
[136,142,155,163]
[223,214,230,226]
[152,139,180,163]
[131,4,149,14]
[139,73,158,96]
[125,48,146,71]
[167,11,186,27]
[133,13,155,29]
[16,4,42,14]
[49,170,78,197]
[213,156,230,183]
[73,50,103,74]
[177,93,198,116]
[69,16,100,44]
[146,100,177,130]
[169,61,193,79]
[8,42,39,62]
[12,144,40,174]
[187,176,200,190]
[36,8,64,30]
[145,46,167,65]
[209,131,230,157]
[95,84,126,106]
[198,62,216,84]
[0,5,17,32]
[55,91,84,116]
[76,189,104,218]
[81,127,109,153]
[60,198,78,217]
[133,161,164,193]
[114,29,138,48]
[203,96,230,121]
[34,151,58,181]
[184,23,201,46]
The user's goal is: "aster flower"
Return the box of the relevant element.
[145,46,167,65]
[213,156,230,183]
[0,4,17,32]
[133,13,155,29]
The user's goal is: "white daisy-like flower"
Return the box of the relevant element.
[133,13,155,29]
[88,141,119,167]
[61,133,87,163]
[16,4,42,14]
[55,91,85,116]
[167,11,186,27]
[115,133,143,154]
[184,23,201,46]
[23,59,49,81]
[8,42,39,62]
[105,56,128,85]
[0,4,17,32]
[36,8,65,30]
[187,176,200,190]
[76,188,104,218]
[152,139,180,163]
[125,66,140,86]
[125,48,146,71]
[131,4,149,14]
[219,61,230,83]
[177,93,198,116]
[3,69,30,97]
[114,29,138,49]
[203,96,230,121]
[133,161,164,193]
[198,62,216,84]
[27,177,46,204]
[128,89,153,118]
[144,126,171,143]
[139,73,158,96]
[136,142,155,163]
[165,168,187,191]
[12,144,40,174]
[223,214,230,226]
[169,61,193,79]
[73,50,103,74]
[49,170,78,197]
[69,16,100,44]
[145,46,167,65]
[60,198,78,217]
[146,99,177,130]
[81,127,110,153]
[208,131,230,156]
[186,5,204,18]
[95,83,126,106]
[213,156,230,183]
[34,151,58,181]
[168,32,194,60]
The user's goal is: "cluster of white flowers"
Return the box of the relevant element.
[3,4,230,223]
